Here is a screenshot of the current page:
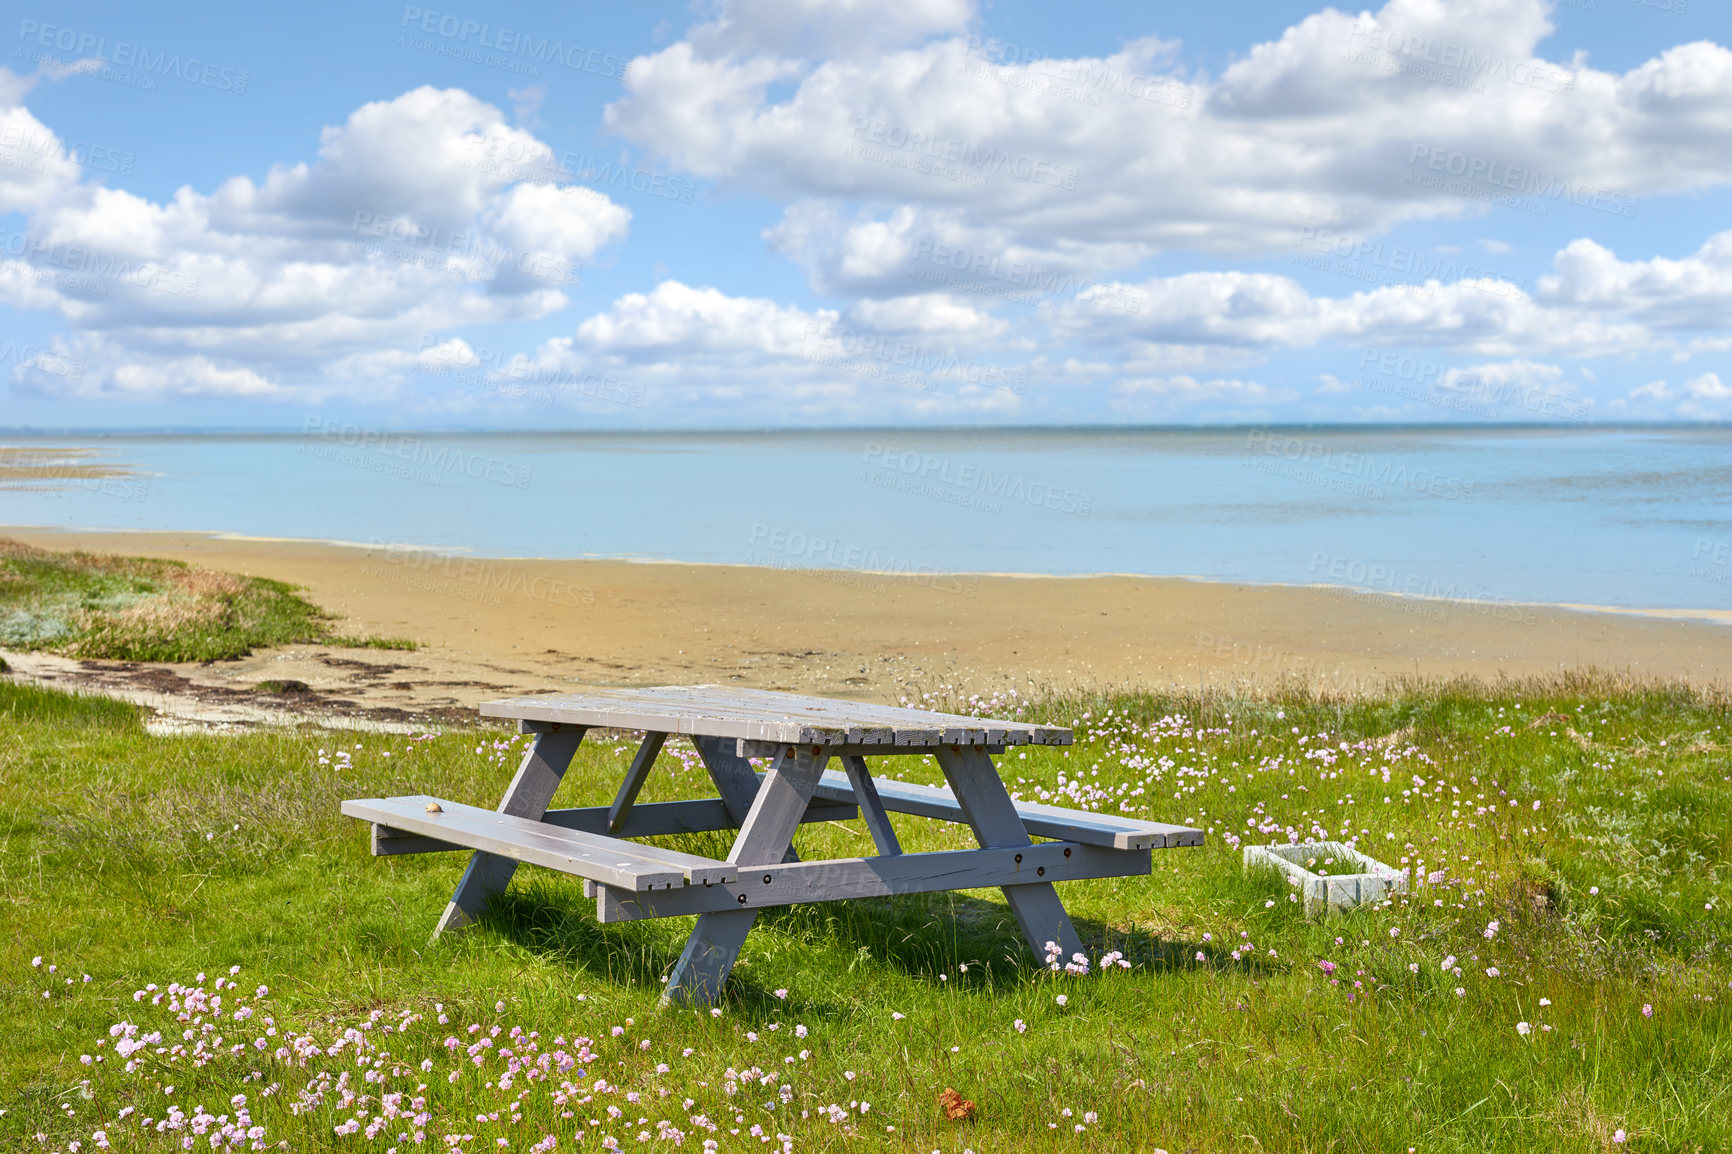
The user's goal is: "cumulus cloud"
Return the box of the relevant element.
[608,0,1732,271]
[687,0,973,60]
[1539,230,1732,332]
[1612,371,1732,419]
[2,85,631,399]
[494,278,1035,420]
[1050,270,1651,359]
[574,279,828,357]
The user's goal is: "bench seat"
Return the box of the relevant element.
[811,769,1203,850]
[340,795,737,890]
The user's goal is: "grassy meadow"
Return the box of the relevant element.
[1,673,1728,1152]
[0,538,415,661]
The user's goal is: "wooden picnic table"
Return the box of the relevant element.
[342,685,1202,1004]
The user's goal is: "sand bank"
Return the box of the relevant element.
[2,526,1728,726]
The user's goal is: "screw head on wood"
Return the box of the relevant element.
[763,874,773,884]
[737,894,748,904]
[1063,847,1072,858]
[1037,866,1045,876]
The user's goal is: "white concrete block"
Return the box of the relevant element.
[1242,840,1408,919]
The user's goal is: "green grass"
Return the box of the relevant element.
[0,538,414,660]
[1,673,1728,1152]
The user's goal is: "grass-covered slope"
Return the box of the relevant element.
[1,673,1727,1151]
[0,537,414,660]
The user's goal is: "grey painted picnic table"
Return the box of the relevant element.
[342,685,1202,1005]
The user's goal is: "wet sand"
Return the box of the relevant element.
[2,526,1728,729]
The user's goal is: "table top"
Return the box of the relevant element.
[480,685,1072,747]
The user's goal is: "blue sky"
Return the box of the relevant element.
[0,0,1728,429]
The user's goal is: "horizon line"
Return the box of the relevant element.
[1,419,1728,438]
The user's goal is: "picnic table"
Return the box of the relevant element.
[342,686,1202,1004]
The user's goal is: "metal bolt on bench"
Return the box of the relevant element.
[341,685,1204,1005]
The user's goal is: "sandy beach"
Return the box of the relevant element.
[2,525,1728,728]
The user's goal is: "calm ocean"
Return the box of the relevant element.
[3,426,1728,613]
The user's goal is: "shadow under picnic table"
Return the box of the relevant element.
[474,875,1233,1013]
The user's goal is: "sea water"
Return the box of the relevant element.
[1,425,1727,613]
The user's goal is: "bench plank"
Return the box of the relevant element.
[597,841,1148,921]
[370,795,859,855]
[343,796,736,889]
[812,769,1203,850]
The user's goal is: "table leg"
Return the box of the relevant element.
[844,755,903,856]
[936,744,1086,964]
[433,725,586,938]
[662,746,830,1005]
[693,736,800,863]
[607,731,668,833]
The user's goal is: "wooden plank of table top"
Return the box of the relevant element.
[595,841,1150,921]
[811,770,1203,851]
[342,796,736,888]
[480,685,1072,748]
[735,740,1005,759]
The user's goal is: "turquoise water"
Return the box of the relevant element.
[2,426,1728,612]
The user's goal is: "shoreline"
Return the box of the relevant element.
[0,527,1726,725]
[4,522,1727,629]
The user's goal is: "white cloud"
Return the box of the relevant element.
[1539,230,1732,331]
[1686,370,1729,399]
[844,292,1003,336]
[1052,271,1651,359]
[1114,375,1287,402]
[1612,371,1732,419]
[2,85,631,399]
[609,0,1732,270]
[574,279,829,357]
[688,0,973,60]
[497,278,1035,421]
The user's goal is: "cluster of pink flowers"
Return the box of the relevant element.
[27,954,1122,1154]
